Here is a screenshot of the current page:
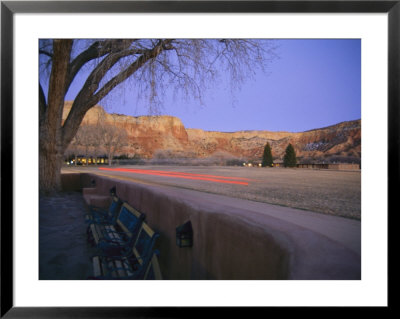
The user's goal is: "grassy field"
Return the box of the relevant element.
[69,165,361,220]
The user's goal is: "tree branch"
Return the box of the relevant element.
[39,82,47,126]
[66,40,147,92]
[61,40,167,148]
[39,49,53,58]
[66,40,113,91]
[91,39,173,105]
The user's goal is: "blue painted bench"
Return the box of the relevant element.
[90,222,161,280]
[87,202,145,256]
[85,194,123,225]
[142,250,163,280]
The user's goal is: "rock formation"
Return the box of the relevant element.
[63,101,361,163]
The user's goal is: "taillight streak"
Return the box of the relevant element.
[98,167,249,185]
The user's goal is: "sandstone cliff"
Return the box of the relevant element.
[63,101,361,162]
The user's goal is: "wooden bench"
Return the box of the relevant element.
[88,202,145,256]
[85,194,123,225]
[82,187,111,208]
[143,250,163,280]
[90,222,161,280]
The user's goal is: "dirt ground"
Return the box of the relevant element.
[67,165,361,220]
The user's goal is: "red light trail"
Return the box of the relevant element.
[98,167,250,185]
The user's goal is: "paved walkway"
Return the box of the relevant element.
[39,191,96,280]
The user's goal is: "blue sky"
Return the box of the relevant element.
[64,39,361,133]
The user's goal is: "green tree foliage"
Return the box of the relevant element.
[261,142,273,167]
[283,143,297,167]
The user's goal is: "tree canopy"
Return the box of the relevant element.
[262,142,273,167]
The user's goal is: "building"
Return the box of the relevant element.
[296,163,360,170]
[272,159,283,167]
[68,156,108,165]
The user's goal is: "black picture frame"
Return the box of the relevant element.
[1,0,396,317]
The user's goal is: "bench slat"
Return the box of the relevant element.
[113,260,124,278]
[143,252,162,280]
[123,257,134,277]
[92,256,102,278]
[90,224,100,243]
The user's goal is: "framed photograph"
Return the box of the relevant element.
[1,0,395,317]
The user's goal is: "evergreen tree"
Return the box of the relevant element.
[283,143,297,167]
[262,142,273,167]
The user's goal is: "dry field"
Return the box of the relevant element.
[71,165,361,220]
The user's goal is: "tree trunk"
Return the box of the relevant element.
[39,40,72,194]
[39,133,64,194]
[107,151,113,166]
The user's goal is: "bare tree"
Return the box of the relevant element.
[88,125,102,165]
[66,120,92,165]
[79,124,95,165]
[100,116,129,166]
[90,108,108,165]
[67,122,86,166]
[39,39,277,193]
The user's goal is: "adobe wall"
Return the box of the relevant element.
[61,172,82,191]
[64,172,360,280]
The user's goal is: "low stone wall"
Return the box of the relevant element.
[60,172,82,191]
[65,173,360,280]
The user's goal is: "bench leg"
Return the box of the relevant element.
[87,226,95,245]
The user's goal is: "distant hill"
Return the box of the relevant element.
[63,101,361,164]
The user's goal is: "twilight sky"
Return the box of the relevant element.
[64,39,361,133]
